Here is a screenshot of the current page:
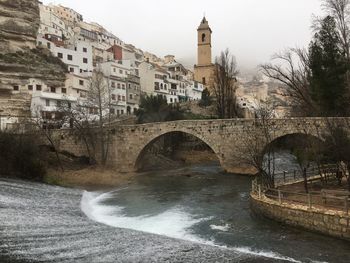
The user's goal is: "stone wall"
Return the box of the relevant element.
[250,193,350,241]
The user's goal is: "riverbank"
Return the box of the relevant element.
[0,178,285,262]
[45,166,135,190]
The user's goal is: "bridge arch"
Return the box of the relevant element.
[260,132,326,170]
[267,132,325,152]
[134,130,222,171]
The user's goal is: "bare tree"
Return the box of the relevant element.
[59,67,113,166]
[30,107,64,172]
[211,49,239,119]
[59,99,97,164]
[235,99,277,188]
[86,68,113,165]
[260,48,315,116]
[321,0,350,61]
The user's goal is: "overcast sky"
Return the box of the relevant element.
[43,0,323,73]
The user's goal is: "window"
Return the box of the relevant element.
[28,85,33,91]
[62,88,67,94]
[113,68,116,72]
[119,70,123,74]
[47,42,51,49]
[202,77,206,85]
[129,94,133,100]
[69,67,74,73]
[111,82,115,88]
[83,58,88,64]
[110,108,115,114]
[79,80,84,86]
[121,110,124,115]
[46,99,50,107]
[58,52,63,58]
[13,85,19,91]
[67,54,73,60]
[117,83,121,89]
[202,33,206,42]
[122,84,125,89]
[170,98,173,103]
[83,47,87,52]
[118,95,121,101]
[36,85,42,91]
[50,87,56,93]
[122,96,126,101]
[128,84,131,89]
[112,94,116,100]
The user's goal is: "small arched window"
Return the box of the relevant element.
[202,33,206,42]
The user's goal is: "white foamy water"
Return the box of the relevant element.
[81,191,210,243]
[210,224,230,232]
[81,191,302,262]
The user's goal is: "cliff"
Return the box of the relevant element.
[0,0,39,53]
[0,0,67,117]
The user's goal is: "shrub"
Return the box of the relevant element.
[0,132,47,181]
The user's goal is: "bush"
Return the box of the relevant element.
[136,95,185,124]
[199,88,212,107]
[0,132,47,181]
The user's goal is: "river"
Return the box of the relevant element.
[1,151,349,262]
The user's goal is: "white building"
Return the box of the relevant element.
[186,81,204,101]
[99,61,131,115]
[39,3,74,41]
[37,36,93,74]
[139,61,181,104]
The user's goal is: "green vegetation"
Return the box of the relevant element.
[199,88,212,107]
[135,95,184,124]
[309,16,349,116]
[261,0,350,117]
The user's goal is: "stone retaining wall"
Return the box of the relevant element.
[250,193,350,241]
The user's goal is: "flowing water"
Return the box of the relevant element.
[1,151,350,262]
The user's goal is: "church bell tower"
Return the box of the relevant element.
[194,17,214,86]
[197,17,212,66]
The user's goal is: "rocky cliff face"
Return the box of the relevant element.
[0,0,67,117]
[0,0,39,53]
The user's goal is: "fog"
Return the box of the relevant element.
[43,0,323,73]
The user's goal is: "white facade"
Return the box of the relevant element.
[37,36,93,74]
[39,4,74,40]
[99,61,130,115]
[186,81,204,101]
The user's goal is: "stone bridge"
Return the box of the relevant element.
[57,117,348,174]
[108,117,349,174]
